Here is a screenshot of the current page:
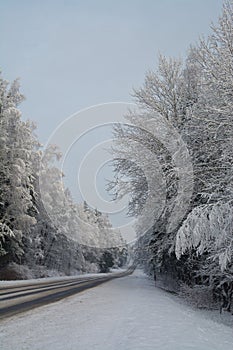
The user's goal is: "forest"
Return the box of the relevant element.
[0,0,233,314]
[110,0,233,312]
[0,79,127,278]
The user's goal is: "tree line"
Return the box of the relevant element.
[111,0,233,312]
[0,78,127,279]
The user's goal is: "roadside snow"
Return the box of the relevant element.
[0,270,232,350]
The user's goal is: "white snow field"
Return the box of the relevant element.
[0,270,232,350]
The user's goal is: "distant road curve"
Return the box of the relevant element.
[0,266,135,319]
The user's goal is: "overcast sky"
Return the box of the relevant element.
[0,0,223,240]
[1,0,222,142]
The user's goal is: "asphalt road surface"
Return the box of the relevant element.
[0,267,134,319]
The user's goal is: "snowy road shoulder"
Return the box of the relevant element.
[0,270,232,350]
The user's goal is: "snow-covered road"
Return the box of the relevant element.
[0,270,232,350]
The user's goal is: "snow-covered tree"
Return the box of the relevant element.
[176,202,233,272]
[0,76,38,262]
[0,72,127,279]
[110,0,233,310]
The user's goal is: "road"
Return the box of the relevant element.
[0,267,134,319]
[0,269,232,350]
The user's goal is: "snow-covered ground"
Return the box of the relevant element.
[0,270,232,350]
